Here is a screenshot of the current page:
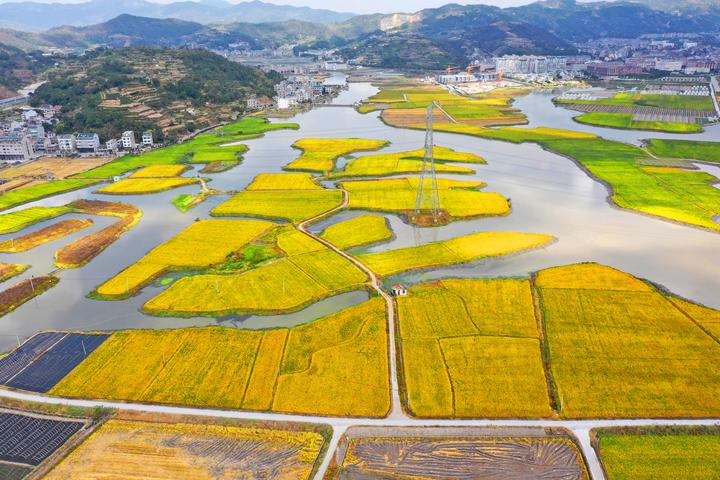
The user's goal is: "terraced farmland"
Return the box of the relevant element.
[45,417,325,480]
[51,299,390,416]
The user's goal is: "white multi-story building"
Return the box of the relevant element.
[106,139,118,154]
[494,55,567,76]
[120,131,136,149]
[0,135,33,163]
[76,133,100,153]
[142,131,153,146]
[57,134,76,153]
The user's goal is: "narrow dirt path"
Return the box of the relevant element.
[298,189,405,420]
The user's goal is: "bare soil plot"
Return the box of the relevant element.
[327,426,588,480]
[45,416,326,480]
[0,157,109,181]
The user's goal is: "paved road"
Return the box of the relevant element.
[298,188,405,419]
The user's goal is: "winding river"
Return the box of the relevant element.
[1,80,720,352]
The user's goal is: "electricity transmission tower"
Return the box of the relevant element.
[414,103,440,223]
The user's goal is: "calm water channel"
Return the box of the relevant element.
[1,80,719,351]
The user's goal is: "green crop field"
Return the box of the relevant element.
[398,279,552,418]
[575,112,702,133]
[51,298,390,417]
[73,118,297,179]
[646,139,720,163]
[0,206,73,234]
[556,92,715,111]
[0,180,99,212]
[540,138,720,231]
[359,231,554,276]
[596,427,720,480]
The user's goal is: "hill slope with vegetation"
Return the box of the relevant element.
[30,47,280,142]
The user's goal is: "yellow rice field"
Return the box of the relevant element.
[397,279,552,418]
[538,263,720,418]
[0,218,92,252]
[286,138,389,172]
[359,231,554,276]
[45,419,325,480]
[341,177,510,221]
[212,189,343,223]
[319,214,393,250]
[332,146,482,178]
[142,248,367,316]
[52,299,390,416]
[128,164,190,178]
[246,173,324,190]
[95,219,273,297]
[96,177,197,195]
[0,263,28,283]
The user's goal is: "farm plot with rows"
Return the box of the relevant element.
[0,332,66,384]
[51,299,390,416]
[286,138,389,172]
[94,218,274,298]
[142,226,368,317]
[0,409,86,475]
[359,231,554,277]
[341,177,510,225]
[0,409,86,472]
[594,426,720,480]
[537,263,720,418]
[212,172,343,223]
[319,214,393,250]
[3,333,109,393]
[329,427,588,479]
[397,279,552,418]
[45,417,325,480]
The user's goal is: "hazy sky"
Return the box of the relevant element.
[0,0,603,14]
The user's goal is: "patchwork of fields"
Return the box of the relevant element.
[50,299,389,416]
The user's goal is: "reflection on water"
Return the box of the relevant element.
[2,82,720,351]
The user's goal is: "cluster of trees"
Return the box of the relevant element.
[30,47,280,141]
[0,44,54,95]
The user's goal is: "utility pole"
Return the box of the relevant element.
[414,103,440,223]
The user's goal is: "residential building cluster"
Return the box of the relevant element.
[0,105,155,165]
[273,76,342,110]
